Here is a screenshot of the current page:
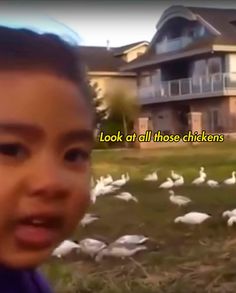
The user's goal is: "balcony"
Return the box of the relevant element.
[138,73,236,105]
[156,36,192,54]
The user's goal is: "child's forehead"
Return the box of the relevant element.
[0,70,78,90]
[0,71,92,130]
[0,71,85,104]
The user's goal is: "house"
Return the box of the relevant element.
[79,41,149,99]
[121,5,236,147]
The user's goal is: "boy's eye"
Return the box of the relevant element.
[0,143,28,159]
[64,148,90,164]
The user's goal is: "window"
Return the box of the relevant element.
[192,59,207,85]
[192,60,207,76]
[209,109,221,132]
[208,57,222,75]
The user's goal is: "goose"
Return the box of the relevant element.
[173,175,184,187]
[79,238,107,258]
[169,190,191,207]
[144,171,158,181]
[95,243,147,262]
[90,180,104,203]
[100,184,120,196]
[227,216,236,226]
[80,213,100,227]
[174,212,211,225]
[223,171,236,185]
[101,174,113,186]
[90,190,97,204]
[171,170,181,180]
[52,240,80,258]
[199,166,207,178]
[114,235,149,245]
[159,177,174,189]
[114,192,138,202]
[206,179,219,187]
[112,174,128,187]
[192,172,206,185]
[222,209,236,218]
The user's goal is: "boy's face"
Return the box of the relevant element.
[0,72,93,268]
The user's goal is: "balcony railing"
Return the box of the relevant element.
[155,36,193,54]
[138,72,236,104]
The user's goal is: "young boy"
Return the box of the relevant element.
[0,26,93,292]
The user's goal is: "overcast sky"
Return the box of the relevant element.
[1,1,236,47]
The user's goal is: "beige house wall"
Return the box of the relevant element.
[225,54,236,75]
[90,75,137,97]
[123,45,148,63]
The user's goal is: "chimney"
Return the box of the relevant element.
[106,40,110,50]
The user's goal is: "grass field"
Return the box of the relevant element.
[42,141,236,293]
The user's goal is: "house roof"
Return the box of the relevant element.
[78,41,149,73]
[79,46,126,72]
[121,6,236,71]
[113,41,149,56]
[187,6,236,44]
[121,38,214,71]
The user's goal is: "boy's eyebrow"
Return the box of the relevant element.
[0,122,94,144]
[0,122,42,138]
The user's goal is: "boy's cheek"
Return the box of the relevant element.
[66,191,91,225]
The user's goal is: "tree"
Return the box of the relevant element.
[106,90,140,148]
[88,81,109,130]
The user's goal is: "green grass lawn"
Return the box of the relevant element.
[42,141,236,292]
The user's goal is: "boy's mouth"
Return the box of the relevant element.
[14,213,64,250]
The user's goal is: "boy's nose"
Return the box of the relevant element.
[27,157,70,199]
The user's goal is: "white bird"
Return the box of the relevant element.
[171,170,181,180]
[192,172,206,185]
[90,180,104,203]
[144,171,158,181]
[174,212,211,225]
[95,243,147,262]
[169,190,191,207]
[206,179,219,187]
[80,213,100,227]
[112,174,128,187]
[173,175,184,187]
[222,209,236,218]
[100,174,113,186]
[114,192,138,202]
[227,216,236,226]
[159,177,174,189]
[100,184,120,195]
[199,166,207,178]
[79,238,107,258]
[114,235,148,245]
[52,240,80,258]
[223,171,236,185]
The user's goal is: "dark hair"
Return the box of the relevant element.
[0,26,91,103]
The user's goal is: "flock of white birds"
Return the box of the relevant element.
[51,166,236,263]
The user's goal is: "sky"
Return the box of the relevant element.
[1,1,236,47]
